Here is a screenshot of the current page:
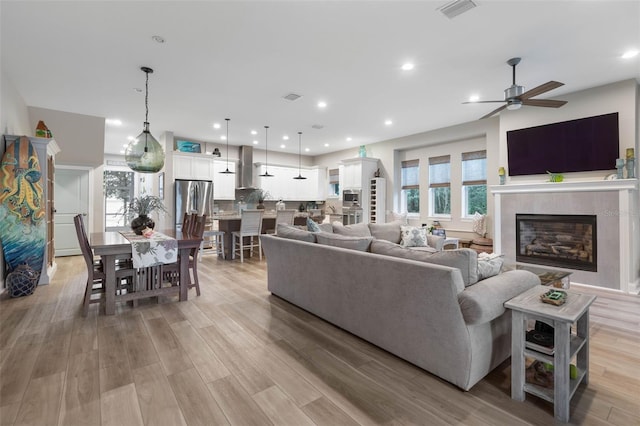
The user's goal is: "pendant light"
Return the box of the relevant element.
[125,66,165,173]
[293,131,307,180]
[219,118,234,174]
[259,125,274,177]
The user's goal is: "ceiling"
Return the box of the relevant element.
[2,1,639,157]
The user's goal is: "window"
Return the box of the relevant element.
[401,159,420,214]
[461,150,487,217]
[429,155,450,216]
[104,170,134,230]
[328,168,340,197]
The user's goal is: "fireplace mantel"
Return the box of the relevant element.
[491,178,639,294]
[490,178,638,195]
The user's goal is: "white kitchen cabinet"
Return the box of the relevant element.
[212,160,237,200]
[340,157,379,190]
[255,163,326,201]
[173,153,213,180]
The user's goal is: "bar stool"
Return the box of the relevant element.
[201,230,225,259]
[232,209,264,262]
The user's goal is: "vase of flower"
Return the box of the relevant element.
[126,195,168,235]
[246,188,270,210]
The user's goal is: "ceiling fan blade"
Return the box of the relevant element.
[480,104,507,120]
[520,81,564,100]
[462,100,505,104]
[522,99,568,108]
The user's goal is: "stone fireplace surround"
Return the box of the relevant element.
[491,179,639,293]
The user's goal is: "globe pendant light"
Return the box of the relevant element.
[219,118,234,174]
[293,132,306,180]
[125,66,165,173]
[259,125,274,177]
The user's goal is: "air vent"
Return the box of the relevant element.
[438,0,477,19]
[283,93,302,101]
[311,124,324,130]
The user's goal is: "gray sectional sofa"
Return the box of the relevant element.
[260,221,540,390]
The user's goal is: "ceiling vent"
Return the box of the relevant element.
[283,93,302,101]
[311,124,324,130]
[438,0,477,19]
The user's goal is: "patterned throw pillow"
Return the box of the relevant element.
[400,225,428,247]
[307,217,321,232]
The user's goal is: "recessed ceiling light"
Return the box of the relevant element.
[106,118,122,126]
[384,119,393,126]
[280,144,286,149]
[401,63,415,71]
[127,135,135,141]
[305,148,310,152]
[221,136,226,140]
[317,101,327,108]
[251,130,257,135]
[622,49,639,59]
[346,137,352,142]
[468,94,480,102]
[324,143,330,147]
[213,123,221,129]
[283,135,289,140]
[253,140,259,145]
[119,150,125,154]
[152,35,165,44]
[122,144,128,148]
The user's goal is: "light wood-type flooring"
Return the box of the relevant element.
[1,255,639,426]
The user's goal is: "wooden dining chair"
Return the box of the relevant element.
[164,214,206,296]
[74,214,135,316]
[232,209,264,262]
[182,212,196,234]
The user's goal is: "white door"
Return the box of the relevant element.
[54,168,90,256]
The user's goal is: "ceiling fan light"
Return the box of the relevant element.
[507,101,522,110]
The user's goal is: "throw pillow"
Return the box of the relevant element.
[306,217,321,232]
[317,222,334,233]
[368,220,403,243]
[332,221,372,237]
[386,211,408,224]
[400,225,428,247]
[276,224,316,243]
[315,232,373,252]
[477,253,504,280]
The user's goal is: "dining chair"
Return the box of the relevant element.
[181,212,196,234]
[232,209,264,262]
[74,214,135,316]
[164,214,206,296]
[266,209,296,234]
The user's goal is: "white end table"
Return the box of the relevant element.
[504,286,596,422]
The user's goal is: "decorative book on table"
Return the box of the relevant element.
[525,330,555,355]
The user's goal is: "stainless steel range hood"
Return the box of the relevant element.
[237,145,256,189]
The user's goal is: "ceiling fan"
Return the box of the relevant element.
[465,57,567,119]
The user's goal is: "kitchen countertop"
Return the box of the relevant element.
[212,211,311,220]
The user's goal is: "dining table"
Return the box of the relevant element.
[90,229,202,315]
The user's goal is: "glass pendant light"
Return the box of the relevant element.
[259,125,274,177]
[293,132,306,180]
[220,118,234,174]
[125,66,165,173]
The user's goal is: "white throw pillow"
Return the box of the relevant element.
[477,252,504,280]
[400,225,428,247]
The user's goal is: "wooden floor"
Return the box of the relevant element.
[1,255,639,426]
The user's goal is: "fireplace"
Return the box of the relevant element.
[516,214,597,272]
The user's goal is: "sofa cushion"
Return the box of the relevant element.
[400,225,429,247]
[306,217,321,232]
[458,270,541,324]
[477,253,504,280]
[332,221,372,237]
[368,220,403,243]
[370,240,479,286]
[276,224,316,243]
[317,222,334,233]
[316,232,373,251]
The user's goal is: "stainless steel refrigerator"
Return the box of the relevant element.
[175,179,213,230]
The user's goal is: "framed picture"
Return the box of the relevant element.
[158,172,164,199]
[176,140,201,153]
[432,228,446,238]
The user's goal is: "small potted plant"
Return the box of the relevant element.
[245,188,271,209]
[126,195,169,234]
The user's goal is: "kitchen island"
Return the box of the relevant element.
[212,211,310,260]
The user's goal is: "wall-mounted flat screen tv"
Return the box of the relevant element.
[507,112,619,176]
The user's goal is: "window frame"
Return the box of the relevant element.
[401,159,420,215]
[461,150,487,218]
[428,155,451,218]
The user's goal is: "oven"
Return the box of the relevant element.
[342,189,361,207]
